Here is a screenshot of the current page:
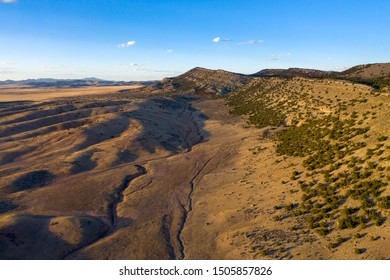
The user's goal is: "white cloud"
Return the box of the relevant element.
[238,40,263,45]
[212,37,231,43]
[118,41,137,48]
[214,37,262,44]
[0,0,17,3]
[166,49,173,53]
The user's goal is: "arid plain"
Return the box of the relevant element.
[1,63,390,260]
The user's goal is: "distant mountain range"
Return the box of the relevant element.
[141,63,390,95]
[0,77,155,88]
[2,63,389,93]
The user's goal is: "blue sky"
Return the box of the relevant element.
[0,0,389,81]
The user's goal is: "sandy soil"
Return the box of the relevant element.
[1,87,389,259]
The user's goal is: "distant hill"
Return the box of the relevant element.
[144,67,252,95]
[337,63,390,89]
[251,64,390,82]
[252,68,335,79]
[340,63,390,79]
[250,63,390,89]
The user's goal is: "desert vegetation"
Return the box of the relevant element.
[226,74,390,258]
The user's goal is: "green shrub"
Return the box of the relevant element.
[316,227,329,236]
[337,237,344,244]
[355,248,363,254]
[285,203,295,211]
[338,215,359,230]
[378,196,390,209]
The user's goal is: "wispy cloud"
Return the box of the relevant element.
[130,62,146,72]
[0,67,16,75]
[0,70,14,75]
[0,0,17,3]
[0,61,16,76]
[238,40,263,45]
[265,52,291,61]
[213,37,262,45]
[118,41,137,48]
[0,61,15,65]
[266,54,281,61]
[129,62,180,75]
[41,64,65,70]
[130,62,141,68]
[165,49,173,53]
[212,37,231,43]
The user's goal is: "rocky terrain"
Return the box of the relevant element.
[252,68,335,79]
[142,67,251,95]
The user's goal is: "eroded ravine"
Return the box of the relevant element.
[63,165,147,259]
[65,98,216,259]
[109,165,147,228]
[176,157,214,259]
